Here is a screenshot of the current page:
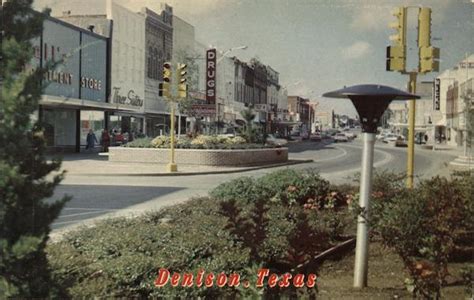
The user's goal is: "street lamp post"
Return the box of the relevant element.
[323,84,419,288]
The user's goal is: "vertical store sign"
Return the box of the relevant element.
[433,78,440,110]
[206,48,216,104]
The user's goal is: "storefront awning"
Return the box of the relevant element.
[40,95,142,113]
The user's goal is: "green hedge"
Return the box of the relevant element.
[47,170,353,298]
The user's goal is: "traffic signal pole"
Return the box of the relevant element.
[406,72,417,188]
[386,6,438,188]
[159,62,187,173]
[167,100,177,173]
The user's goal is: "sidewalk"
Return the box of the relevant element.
[53,153,313,176]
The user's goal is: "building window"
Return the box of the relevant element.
[44,43,48,60]
[147,46,153,78]
[153,48,158,79]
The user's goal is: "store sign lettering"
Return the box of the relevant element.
[81,77,102,90]
[433,78,440,111]
[113,87,143,107]
[45,70,73,85]
[206,48,216,104]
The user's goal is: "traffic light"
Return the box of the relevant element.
[419,46,440,73]
[386,45,406,72]
[418,7,431,48]
[387,7,407,72]
[418,7,439,73]
[159,62,172,98]
[177,63,187,99]
[389,7,407,47]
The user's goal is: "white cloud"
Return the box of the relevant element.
[348,0,457,31]
[341,41,372,60]
[350,7,390,31]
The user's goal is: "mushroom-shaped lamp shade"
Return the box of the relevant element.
[323,84,420,133]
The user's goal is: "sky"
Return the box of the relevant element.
[35,0,474,117]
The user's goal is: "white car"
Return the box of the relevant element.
[266,134,288,146]
[344,132,356,140]
[383,134,399,143]
[334,133,349,142]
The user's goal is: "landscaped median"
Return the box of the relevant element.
[46,169,473,298]
[109,136,288,166]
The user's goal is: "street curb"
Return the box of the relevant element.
[67,159,314,177]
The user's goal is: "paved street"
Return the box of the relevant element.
[49,137,459,236]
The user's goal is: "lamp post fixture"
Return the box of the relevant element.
[323,84,419,288]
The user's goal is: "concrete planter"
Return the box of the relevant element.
[108,147,288,166]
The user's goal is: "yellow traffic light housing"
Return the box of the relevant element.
[418,7,431,48]
[418,7,439,73]
[386,46,406,72]
[387,7,407,73]
[177,63,187,99]
[163,62,172,83]
[160,62,172,98]
[419,46,440,73]
[389,7,407,47]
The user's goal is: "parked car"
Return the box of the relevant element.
[321,131,332,139]
[311,133,322,142]
[376,132,390,141]
[383,134,398,143]
[266,134,288,146]
[334,133,349,142]
[395,136,408,147]
[344,132,357,140]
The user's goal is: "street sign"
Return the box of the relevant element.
[192,104,216,116]
[433,78,440,110]
[206,49,216,104]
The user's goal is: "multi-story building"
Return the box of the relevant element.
[387,81,435,140]
[314,111,331,130]
[50,1,147,137]
[287,96,314,135]
[141,5,173,137]
[30,15,110,152]
[436,54,473,147]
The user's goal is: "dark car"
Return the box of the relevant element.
[311,133,322,142]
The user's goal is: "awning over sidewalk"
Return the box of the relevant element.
[40,95,142,113]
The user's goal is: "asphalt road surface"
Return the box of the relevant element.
[49,137,458,233]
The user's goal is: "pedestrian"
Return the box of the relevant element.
[101,129,110,152]
[85,129,98,151]
[424,134,428,144]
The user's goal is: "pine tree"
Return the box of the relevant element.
[0,0,68,297]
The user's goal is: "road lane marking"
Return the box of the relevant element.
[53,219,90,226]
[312,146,348,162]
[58,210,110,218]
[63,207,119,211]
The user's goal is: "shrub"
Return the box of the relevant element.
[123,135,277,149]
[225,136,247,145]
[373,174,473,298]
[215,170,346,298]
[48,170,353,298]
[123,137,153,148]
[48,198,248,298]
[150,136,170,148]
